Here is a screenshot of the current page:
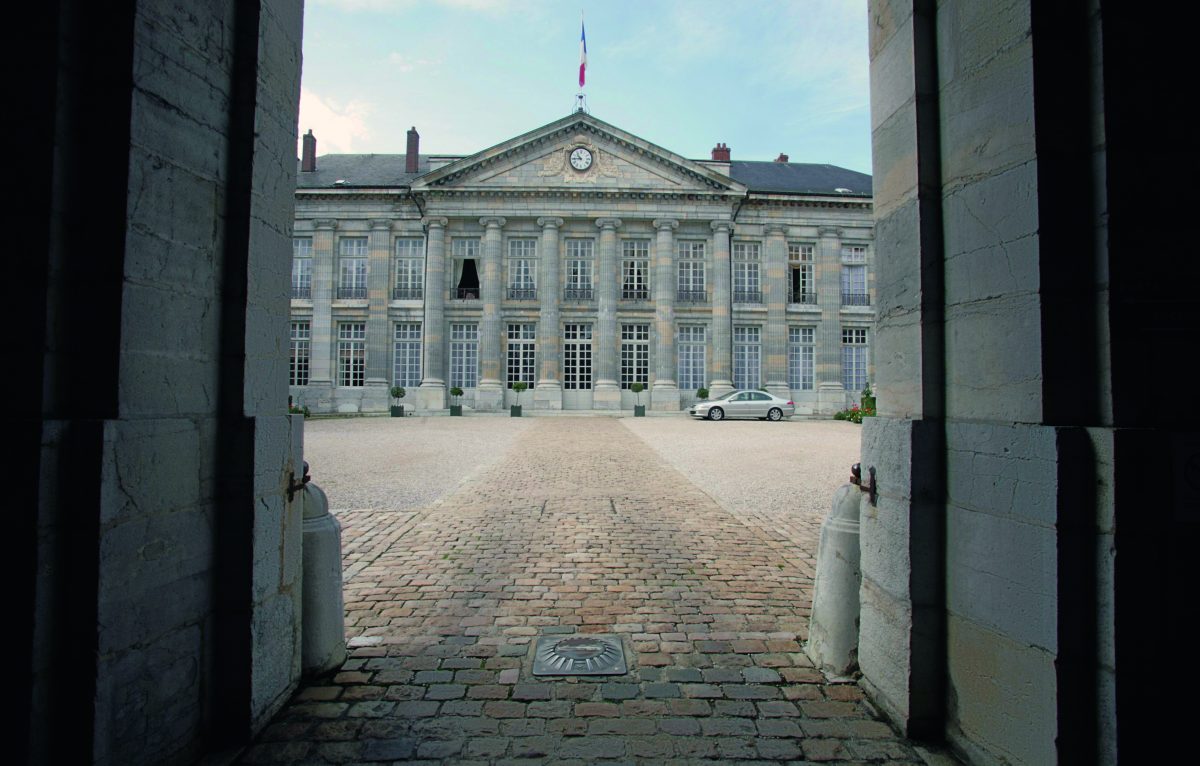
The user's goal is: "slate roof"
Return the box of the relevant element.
[296,154,872,197]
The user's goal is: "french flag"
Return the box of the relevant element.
[579,19,587,88]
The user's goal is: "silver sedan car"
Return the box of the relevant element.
[687,390,796,421]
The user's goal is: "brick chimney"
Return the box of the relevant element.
[775,153,789,163]
[301,129,316,172]
[711,142,730,162]
[406,127,420,173]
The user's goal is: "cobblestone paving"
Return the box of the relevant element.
[244,418,920,765]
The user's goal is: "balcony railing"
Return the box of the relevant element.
[507,287,537,301]
[677,289,707,303]
[392,287,423,300]
[789,290,818,304]
[733,289,762,304]
[622,288,650,301]
[336,286,367,300]
[563,287,594,301]
[292,285,311,300]
[841,292,871,306]
[453,287,480,300]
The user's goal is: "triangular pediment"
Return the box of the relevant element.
[411,113,745,195]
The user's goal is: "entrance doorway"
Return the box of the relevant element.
[562,323,592,409]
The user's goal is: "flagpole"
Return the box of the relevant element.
[576,9,588,113]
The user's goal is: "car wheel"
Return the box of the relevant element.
[708,407,724,421]
[767,407,782,421]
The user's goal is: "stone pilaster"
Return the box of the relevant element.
[710,220,734,397]
[476,216,506,410]
[817,226,845,415]
[416,217,447,411]
[306,219,336,410]
[651,218,680,410]
[534,217,563,410]
[362,219,392,411]
[764,224,790,399]
[593,217,623,409]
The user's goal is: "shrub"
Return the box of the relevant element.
[696,387,709,400]
[834,404,876,424]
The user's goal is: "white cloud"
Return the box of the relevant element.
[386,52,439,72]
[297,88,375,154]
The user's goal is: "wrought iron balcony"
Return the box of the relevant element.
[392,287,423,300]
[336,286,367,299]
[677,289,707,303]
[841,292,871,306]
[622,288,650,301]
[292,285,311,299]
[733,289,762,304]
[507,287,537,301]
[563,287,594,301]
[789,290,817,304]
[453,287,480,300]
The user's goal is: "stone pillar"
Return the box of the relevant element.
[651,218,679,410]
[593,217,623,409]
[534,217,563,410]
[416,217,447,411]
[764,224,790,398]
[363,219,392,411]
[710,220,734,397]
[476,216,506,410]
[307,219,336,411]
[816,226,845,415]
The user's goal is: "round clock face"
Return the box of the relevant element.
[569,147,593,171]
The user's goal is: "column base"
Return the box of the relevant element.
[766,382,792,401]
[817,382,847,416]
[533,381,563,410]
[300,380,334,414]
[415,383,446,411]
[475,380,505,411]
[362,379,390,413]
[593,380,621,410]
[650,383,680,411]
[708,380,734,399]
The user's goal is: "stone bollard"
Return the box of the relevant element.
[806,483,862,678]
[301,481,346,676]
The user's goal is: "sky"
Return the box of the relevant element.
[299,0,872,174]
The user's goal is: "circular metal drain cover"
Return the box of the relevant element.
[533,634,627,676]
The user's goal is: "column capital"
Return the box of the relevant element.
[313,219,338,230]
[370,219,392,230]
[710,220,732,233]
[537,216,564,229]
[653,218,679,231]
[479,216,507,229]
[423,216,448,229]
[818,225,844,239]
[765,223,788,237]
[595,217,623,231]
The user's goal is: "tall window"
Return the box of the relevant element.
[788,327,815,391]
[450,324,479,388]
[289,321,310,385]
[507,239,537,300]
[565,238,594,300]
[841,245,869,305]
[842,327,868,392]
[338,237,368,299]
[393,323,421,387]
[620,324,649,389]
[337,323,366,387]
[842,245,867,262]
[563,324,592,390]
[393,237,424,300]
[292,237,312,299]
[733,242,761,303]
[506,323,536,388]
[678,326,707,391]
[452,238,481,299]
[677,241,706,302]
[622,240,650,300]
[734,325,761,389]
[788,243,815,304]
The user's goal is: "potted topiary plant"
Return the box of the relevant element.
[696,387,709,401]
[390,385,406,417]
[631,382,646,417]
[449,386,463,416]
[860,382,876,413]
[511,381,527,417]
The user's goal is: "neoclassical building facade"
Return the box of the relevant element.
[289,112,874,414]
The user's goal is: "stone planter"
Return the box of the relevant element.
[634,405,646,417]
[390,405,404,417]
[510,405,522,417]
[450,405,462,416]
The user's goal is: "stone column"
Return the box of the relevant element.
[764,224,790,398]
[476,216,506,410]
[416,217,447,411]
[363,218,392,411]
[534,217,563,410]
[816,226,845,415]
[710,220,734,397]
[651,218,679,410]
[593,217,623,409]
[307,219,336,411]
